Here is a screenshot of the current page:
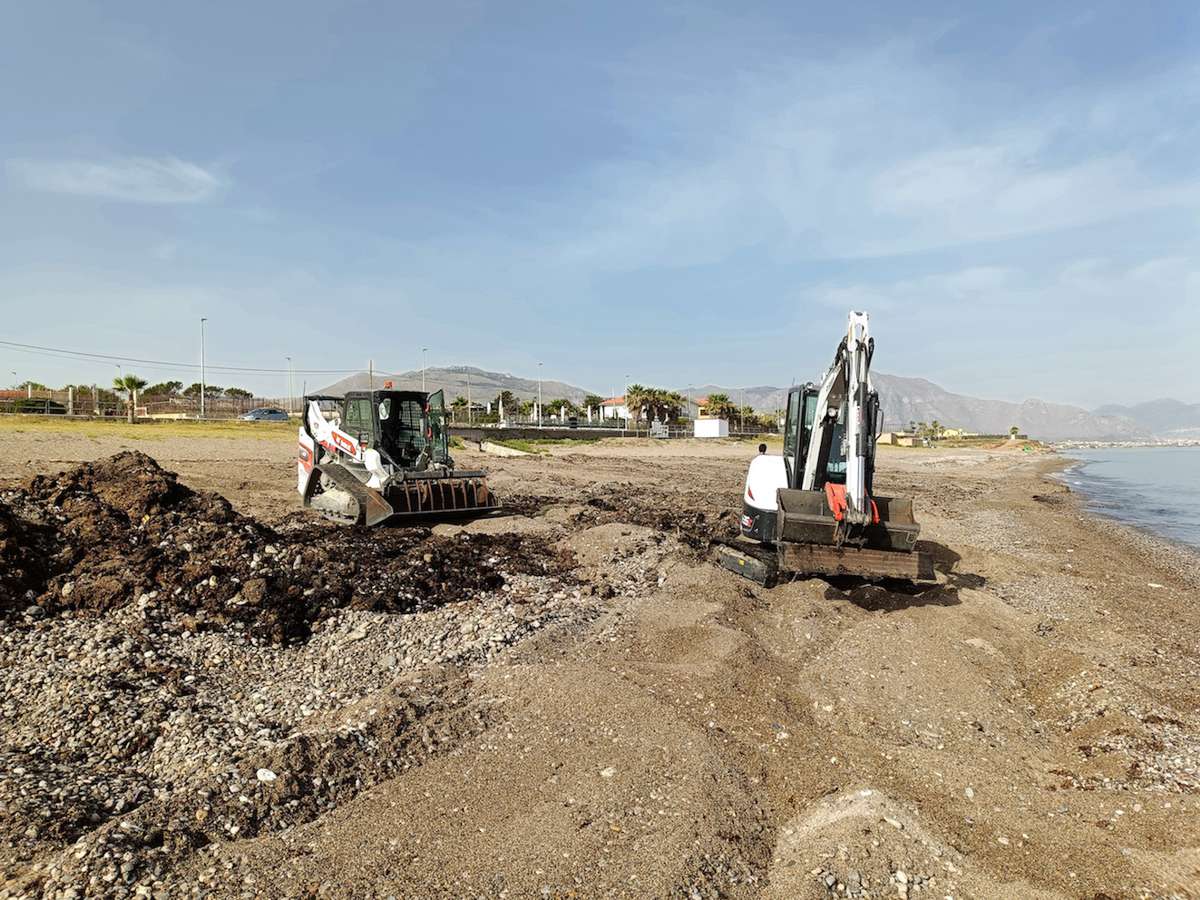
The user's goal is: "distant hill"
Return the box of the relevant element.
[1093,399,1200,438]
[318,366,1163,441]
[317,366,594,405]
[684,374,1148,441]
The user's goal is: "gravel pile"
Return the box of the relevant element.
[0,452,604,896]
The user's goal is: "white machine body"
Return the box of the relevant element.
[297,399,390,496]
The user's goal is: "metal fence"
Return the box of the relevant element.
[0,388,294,420]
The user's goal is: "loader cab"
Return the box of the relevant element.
[782,385,879,493]
[341,389,452,469]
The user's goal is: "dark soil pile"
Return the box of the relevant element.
[0,499,54,613]
[2,451,567,642]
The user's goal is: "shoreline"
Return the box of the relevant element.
[1042,450,1200,578]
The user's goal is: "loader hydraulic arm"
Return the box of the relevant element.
[799,311,875,525]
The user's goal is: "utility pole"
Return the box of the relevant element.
[200,317,207,420]
[466,369,472,424]
[537,362,543,427]
[625,373,630,430]
[285,356,292,414]
[421,347,428,391]
[369,359,374,391]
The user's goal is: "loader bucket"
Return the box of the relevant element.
[775,489,920,552]
[382,472,497,517]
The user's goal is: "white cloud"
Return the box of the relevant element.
[528,47,1200,269]
[5,156,223,204]
[799,255,1200,404]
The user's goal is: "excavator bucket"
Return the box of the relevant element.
[775,489,920,552]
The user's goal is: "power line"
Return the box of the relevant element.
[0,339,371,375]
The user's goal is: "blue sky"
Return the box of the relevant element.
[1,1,1197,405]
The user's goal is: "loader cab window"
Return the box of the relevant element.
[426,390,451,464]
[378,396,427,465]
[343,397,373,444]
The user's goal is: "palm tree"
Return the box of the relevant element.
[451,395,467,422]
[112,374,148,424]
[705,393,738,421]
[625,384,649,423]
[643,387,667,423]
[663,391,685,422]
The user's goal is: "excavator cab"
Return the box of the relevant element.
[781,385,878,493]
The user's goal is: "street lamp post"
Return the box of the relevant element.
[200,317,207,420]
[421,347,428,391]
[285,356,293,414]
[537,362,543,427]
[624,373,630,430]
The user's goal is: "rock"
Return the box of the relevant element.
[256,769,277,783]
[24,604,46,619]
[599,766,616,778]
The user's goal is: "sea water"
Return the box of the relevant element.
[1059,446,1200,549]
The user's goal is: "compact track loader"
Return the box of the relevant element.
[719,311,934,584]
[297,389,497,526]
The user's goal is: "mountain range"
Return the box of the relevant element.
[686,375,1149,441]
[1092,399,1200,439]
[318,366,594,406]
[319,367,1194,441]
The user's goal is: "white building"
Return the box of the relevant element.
[694,417,729,438]
[599,396,630,421]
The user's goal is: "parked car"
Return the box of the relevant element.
[239,407,290,422]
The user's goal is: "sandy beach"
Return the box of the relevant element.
[1,423,1198,898]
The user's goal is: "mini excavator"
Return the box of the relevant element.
[719,311,934,584]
